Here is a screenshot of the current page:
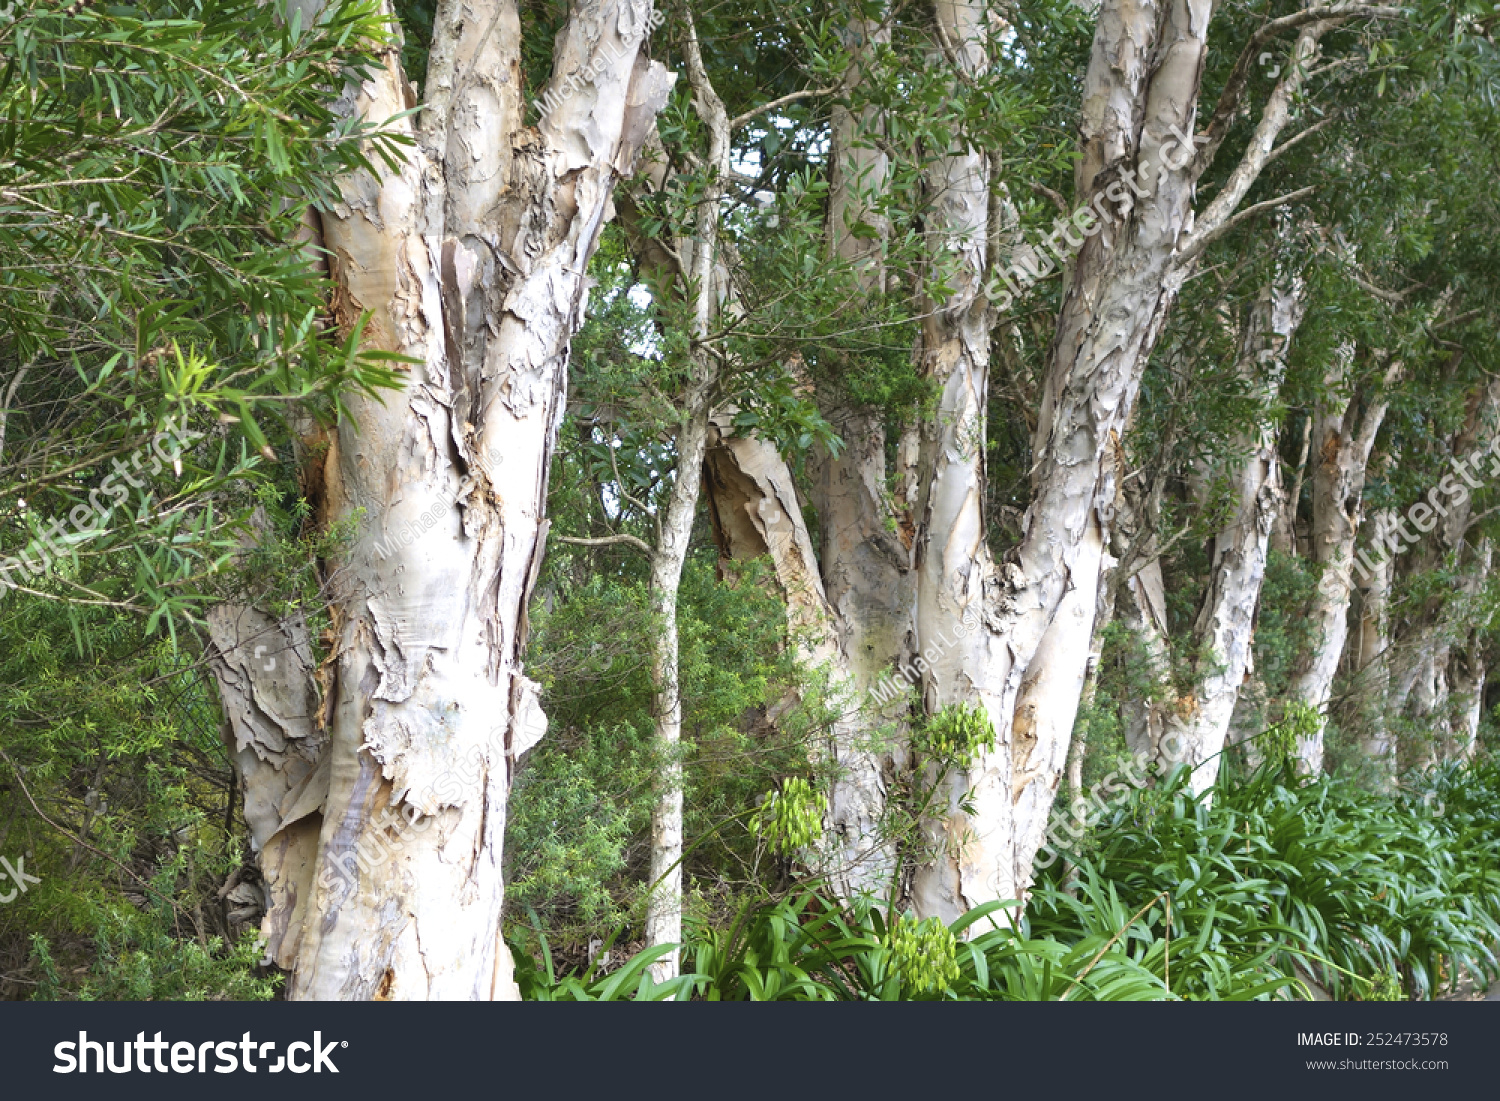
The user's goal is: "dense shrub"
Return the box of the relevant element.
[514,755,1500,1001]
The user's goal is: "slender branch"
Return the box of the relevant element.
[1260,115,1338,170]
[1029,180,1070,216]
[1060,890,1172,1001]
[1463,501,1500,536]
[729,86,836,132]
[0,353,36,464]
[1349,270,1412,305]
[1176,187,1318,269]
[1433,307,1484,332]
[1193,4,1406,179]
[0,743,182,913]
[554,532,655,557]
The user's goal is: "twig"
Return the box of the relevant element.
[0,744,183,914]
[1060,889,1170,1001]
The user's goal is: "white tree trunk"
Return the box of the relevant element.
[914,0,1211,920]
[695,10,908,904]
[216,0,672,999]
[1119,558,1173,761]
[642,18,728,978]
[1159,279,1305,793]
[807,10,914,900]
[1287,346,1395,773]
[642,379,712,980]
[1393,378,1500,770]
[1353,508,1397,787]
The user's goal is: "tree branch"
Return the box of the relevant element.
[1193,4,1407,180]
[1260,114,1338,170]
[729,86,836,132]
[1175,186,1318,269]
[555,533,656,558]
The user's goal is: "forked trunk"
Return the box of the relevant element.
[217,0,671,999]
[1159,278,1305,793]
[910,2,1349,917]
[1288,346,1395,774]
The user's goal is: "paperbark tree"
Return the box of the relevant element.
[909,1,1399,920]
[1129,277,1306,793]
[211,0,672,999]
[1285,345,1398,773]
[1353,507,1397,787]
[638,15,727,981]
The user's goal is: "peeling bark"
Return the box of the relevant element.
[908,0,1015,920]
[1287,345,1396,774]
[702,425,897,900]
[217,0,672,1000]
[206,599,327,969]
[1353,508,1396,787]
[1158,278,1305,793]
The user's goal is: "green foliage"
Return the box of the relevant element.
[1034,757,1500,1001]
[514,888,1260,1002]
[0,0,404,633]
[1223,550,1324,763]
[888,912,960,996]
[519,753,1500,1002]
[0,594,272,999]
[509,555,825,946]
[912,702,996,772]
[750,777,826,857]
[1259,700,1323,769]
[1073,619,1175,787]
